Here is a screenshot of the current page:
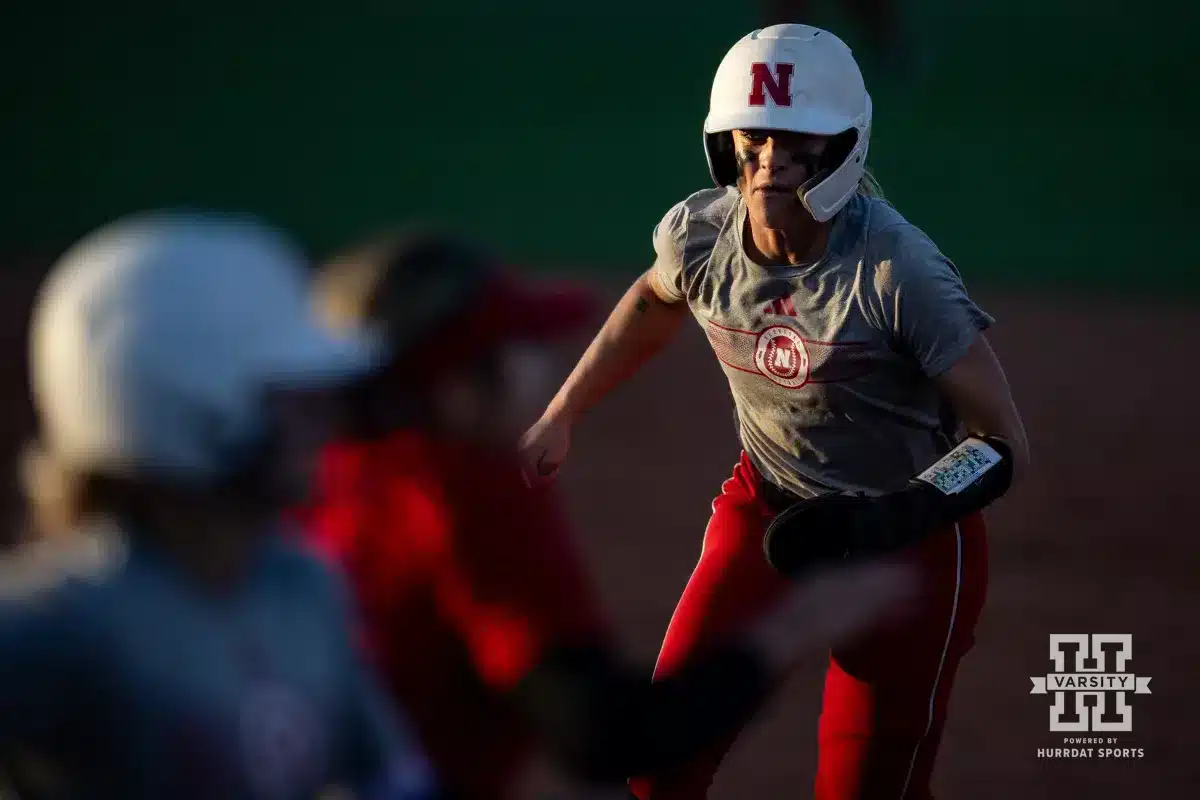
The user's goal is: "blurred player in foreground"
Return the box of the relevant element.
[520,24,1029,800]
[0,213,438,799]
[293,228,915,799]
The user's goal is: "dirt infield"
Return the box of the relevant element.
[0,268,1195,797]
[524,288,1200,798]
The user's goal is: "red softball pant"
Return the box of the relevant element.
[628,452,988,799]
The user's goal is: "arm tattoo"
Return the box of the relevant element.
[634,297,649,313]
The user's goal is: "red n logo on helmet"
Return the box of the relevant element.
[748,62,794,107]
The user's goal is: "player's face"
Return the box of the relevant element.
[265,386,346,503]
[732,129,831,226]
[499,343,555,430]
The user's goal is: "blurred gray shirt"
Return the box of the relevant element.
[0,525,436,800]
[652,188,994,498]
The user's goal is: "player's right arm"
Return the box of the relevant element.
[520,204,691,482]
[547,265,687,423]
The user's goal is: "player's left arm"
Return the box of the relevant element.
[766,230,1030,575]
[875,225,1030,488]
[933,334,1030,483]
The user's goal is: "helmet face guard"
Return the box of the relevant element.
[702,24,873,222]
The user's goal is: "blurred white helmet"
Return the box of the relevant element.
[30,211,383,481]
[703,24,872,222]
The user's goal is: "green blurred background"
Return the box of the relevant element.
[2,4,1199,792]
[2,1,1197,293]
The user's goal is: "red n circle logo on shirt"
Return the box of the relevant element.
[754,326,810,388]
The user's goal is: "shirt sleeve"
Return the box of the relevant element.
[433,458,612,693]
[871,224,996,378]
[0,588,82,745]
[650,200,690,302]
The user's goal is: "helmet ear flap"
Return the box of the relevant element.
[798,128,860,197]
[703,131,739,186]
[825,129,859,170]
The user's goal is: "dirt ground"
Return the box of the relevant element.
[0,267,1195,798]
[522,288,1200,799]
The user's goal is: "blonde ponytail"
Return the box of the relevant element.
[857,167,885,200]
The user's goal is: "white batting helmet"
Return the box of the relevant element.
[30,211,383,481]
[703,24,872,222]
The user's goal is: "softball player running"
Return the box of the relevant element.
[294,227,915,799]
[0,213,437,800]
[520,24,1030,799]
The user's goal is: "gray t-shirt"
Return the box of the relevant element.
[652,188,994,498]
[0,525,436,800]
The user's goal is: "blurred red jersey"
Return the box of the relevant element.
[295,430,611,799]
